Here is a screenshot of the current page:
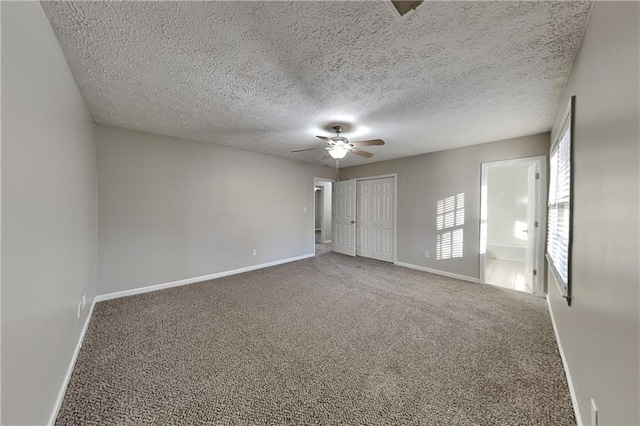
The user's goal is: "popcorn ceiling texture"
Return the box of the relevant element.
[42,1,591,166]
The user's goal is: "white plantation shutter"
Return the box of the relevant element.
[547,98,573,290]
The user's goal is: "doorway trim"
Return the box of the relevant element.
[479,156,547,296]
[314,177,334,252]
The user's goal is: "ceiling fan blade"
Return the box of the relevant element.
[291,147,325,153]
[321,152,332,160]
[350,148,374,158]
[350,139,385,147]
[316,135,331,141]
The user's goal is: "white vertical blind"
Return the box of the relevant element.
[547,118,572,286]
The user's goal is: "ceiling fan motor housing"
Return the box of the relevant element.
[331,136,349,146]
[330,125,348,146]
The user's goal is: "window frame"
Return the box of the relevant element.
[546,96,575,305]
[436,193,464,260]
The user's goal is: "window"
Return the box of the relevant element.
[436,193,464,260]
[547,96,574,303]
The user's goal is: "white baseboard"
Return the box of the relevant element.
[95,253,316,302]
[394,261,479,283]
[48,298,96,425]
[546,297,583,426]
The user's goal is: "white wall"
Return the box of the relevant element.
[1,2,98,424]
[340,133,549,280]
[546,3,639,425]
[486,164,528,261]
[96,124,333,295]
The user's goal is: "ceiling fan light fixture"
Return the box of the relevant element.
[329,147,348,159]
[294,124,384,160]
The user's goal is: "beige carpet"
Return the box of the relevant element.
[56,250,575,425]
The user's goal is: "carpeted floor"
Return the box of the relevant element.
[57,250,575,425]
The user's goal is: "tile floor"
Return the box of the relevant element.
[485,258,531,293]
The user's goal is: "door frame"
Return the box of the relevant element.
[479,156,547,296]
[313,178,334,250]
[349,173,398,264]
[314,185,322,233]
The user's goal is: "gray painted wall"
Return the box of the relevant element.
[96,124,333,295]
[341,134,549,279]
[546,3,639,425]
[1,2,98,424]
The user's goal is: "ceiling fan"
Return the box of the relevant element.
[292,125,385,160]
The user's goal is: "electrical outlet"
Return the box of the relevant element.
[252,249,257,256]
[590,399,598,426]
[303,206,308,212]
[77,302,82,319]
[82,294,86,309]
[424,251,430,258]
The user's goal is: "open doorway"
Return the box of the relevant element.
[480,157,547,296]
[314,179,333,255]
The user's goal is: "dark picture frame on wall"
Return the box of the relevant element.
[546,96,575,305]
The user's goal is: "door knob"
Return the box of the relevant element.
[351,220,356,224]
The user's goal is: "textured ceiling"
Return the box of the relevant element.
[42,1,592,167]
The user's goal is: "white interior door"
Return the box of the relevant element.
[355,177,394,262]
[378,177,394,262]
[333,180,356,256]
[356,180,372,258]
[524,163,537,292]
